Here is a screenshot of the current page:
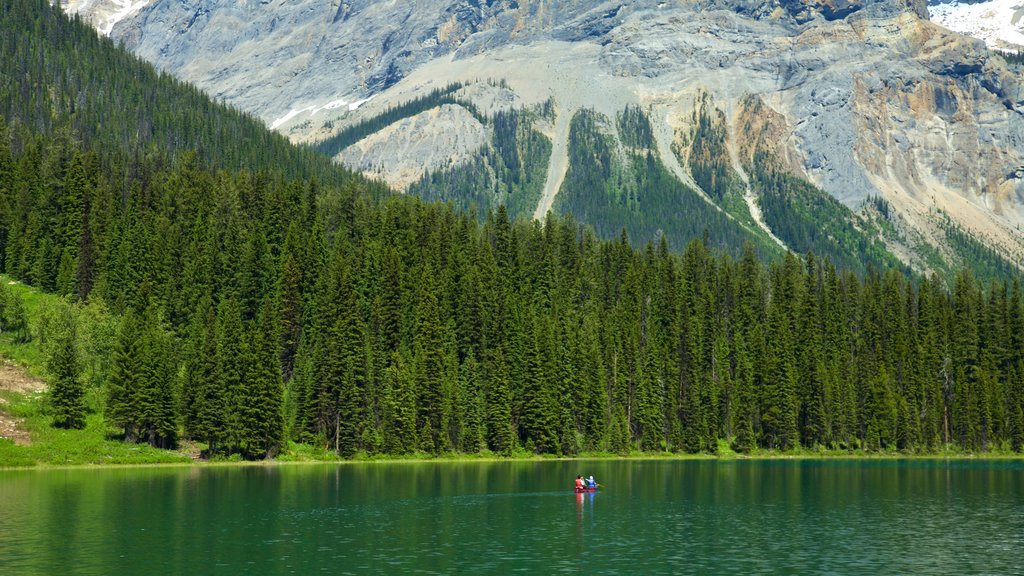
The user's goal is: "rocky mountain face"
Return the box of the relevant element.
[65,0,1024,275]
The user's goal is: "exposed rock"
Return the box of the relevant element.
[337,104,489,190]
[454,83,522,117]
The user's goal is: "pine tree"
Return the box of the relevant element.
[518,312,558,453]
[578,317,608,451]
[185,299,227,452]
[916,276,946,449]
[731,331,757,452]
[415,267,446,453]
[382,351,417,454]
[610,404,631,455]
[238,232,272,322]
[330,307,365,457]
[486,347,515,454]
[456,353,484,453]
[107,309,143,441]
[237,298,285,459]
[952,272,981,449]
[215,296,246,450]
[288,340,315,444]
[55,153,86,296]
[279,222,304,380]
[136,307,178,449]
[48,312,86,429]
[864,366,896,450]
[1010,364,1024,452]
[3,290,29,343]
[761,256,800,450]
[636,342,665,452]
[0,116,12,271]
[798,253,827,448]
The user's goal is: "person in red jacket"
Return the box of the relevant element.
[574,475,585,492]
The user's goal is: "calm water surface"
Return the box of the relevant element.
[1,459,1022,574]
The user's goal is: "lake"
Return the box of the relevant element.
[1,459,1022,574]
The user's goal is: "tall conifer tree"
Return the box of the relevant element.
[237,298,285,459]
[48,312,85,429]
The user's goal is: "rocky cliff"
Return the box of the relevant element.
[66,0,1024,273]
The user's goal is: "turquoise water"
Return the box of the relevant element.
[1,459,1022,574]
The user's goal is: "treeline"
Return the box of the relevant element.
[4,0,1024,459]
[3,123,1024,459]
[939,215,1022,282]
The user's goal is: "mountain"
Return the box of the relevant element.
[67,0,1024,278]
[928,0,1024,52]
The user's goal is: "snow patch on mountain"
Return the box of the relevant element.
[270,96,375,130]
[928,0,1024,51]
[101,1,149,36]
[60,0,149,36]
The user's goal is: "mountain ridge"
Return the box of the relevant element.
[61,0,1024,277]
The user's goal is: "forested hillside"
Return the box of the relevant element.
[554,108,775,258]
[0,0,377,189]
[1,0,1023,460]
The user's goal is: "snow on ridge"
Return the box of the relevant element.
[347,96,374,112]
[321,99,349,111]
[270,95,375,130]
[270,108,307,130]
[928,0,1024,51]
[101,1,150,36]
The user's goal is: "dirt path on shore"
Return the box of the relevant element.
[0,360,46,445]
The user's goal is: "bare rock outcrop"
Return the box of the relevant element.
[337,104,489,191]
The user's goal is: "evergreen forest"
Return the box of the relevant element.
[1,0,1024,460]
[4,117,1024,456]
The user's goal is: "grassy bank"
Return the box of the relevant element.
[0,277,193,467]
[0,392,191,467]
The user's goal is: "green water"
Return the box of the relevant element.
[1,460,1022,574]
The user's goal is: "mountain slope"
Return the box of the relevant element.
[12,0,368,187]
[70,0,1024,277]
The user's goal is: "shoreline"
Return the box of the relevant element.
[4,450,1024,472]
